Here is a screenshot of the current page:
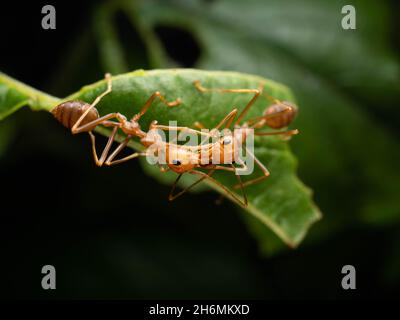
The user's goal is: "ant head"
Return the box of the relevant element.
[167,147,197,173]
[218,128,250,148]
[218,131,241,162]
[221,135,233,146]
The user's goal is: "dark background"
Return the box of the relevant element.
[0,0,399,299]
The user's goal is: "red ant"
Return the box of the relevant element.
[52,74,250,207]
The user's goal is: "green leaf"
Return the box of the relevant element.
[0,72,59,119]
[0,69,321,247]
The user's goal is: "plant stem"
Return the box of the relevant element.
[0,72,60,112]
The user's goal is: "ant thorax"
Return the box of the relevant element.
[120,118,146,137]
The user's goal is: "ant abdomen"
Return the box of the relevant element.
[52,100,99,131]
[264,101,298,129]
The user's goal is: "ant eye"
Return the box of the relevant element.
[223,137,232,145]
[172,159,182,166]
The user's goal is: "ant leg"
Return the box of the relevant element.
[104,134,160,167]
[132,91,181,121]
[193,122,205,129]
[255,129,299,137]
[89,130,147,167]
[246,107,294,128]
[261,89,297,110]
[194,80,299,128]
[107,152,147,166]
[169,169,211,201]
[104,152,147,166]
[102,120,120,127]
[187,109,239,146]
[87,126,119,166]
[154,124,214,148]
[155,109,239,149]
[169,172,201,201]
[234,147,270,189]
[88,131,101,165]
[154,108,239,153]
[230,163,247,206]
[191,121,214,146]
[72,112,125,134]
[199,108,239,145]
[190,169,248,207]
[72,73,113,133]
[169,165,247,199]
[201,164,235,172]
[104,135,133,165]
[98,126,119,165]
[154,120,204,144]
[214,108,239,130]
[153,124,211,137]
[169,169,248,207]
[187,109,237,144]
[216,162,247,205]
[194,80,261,126]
